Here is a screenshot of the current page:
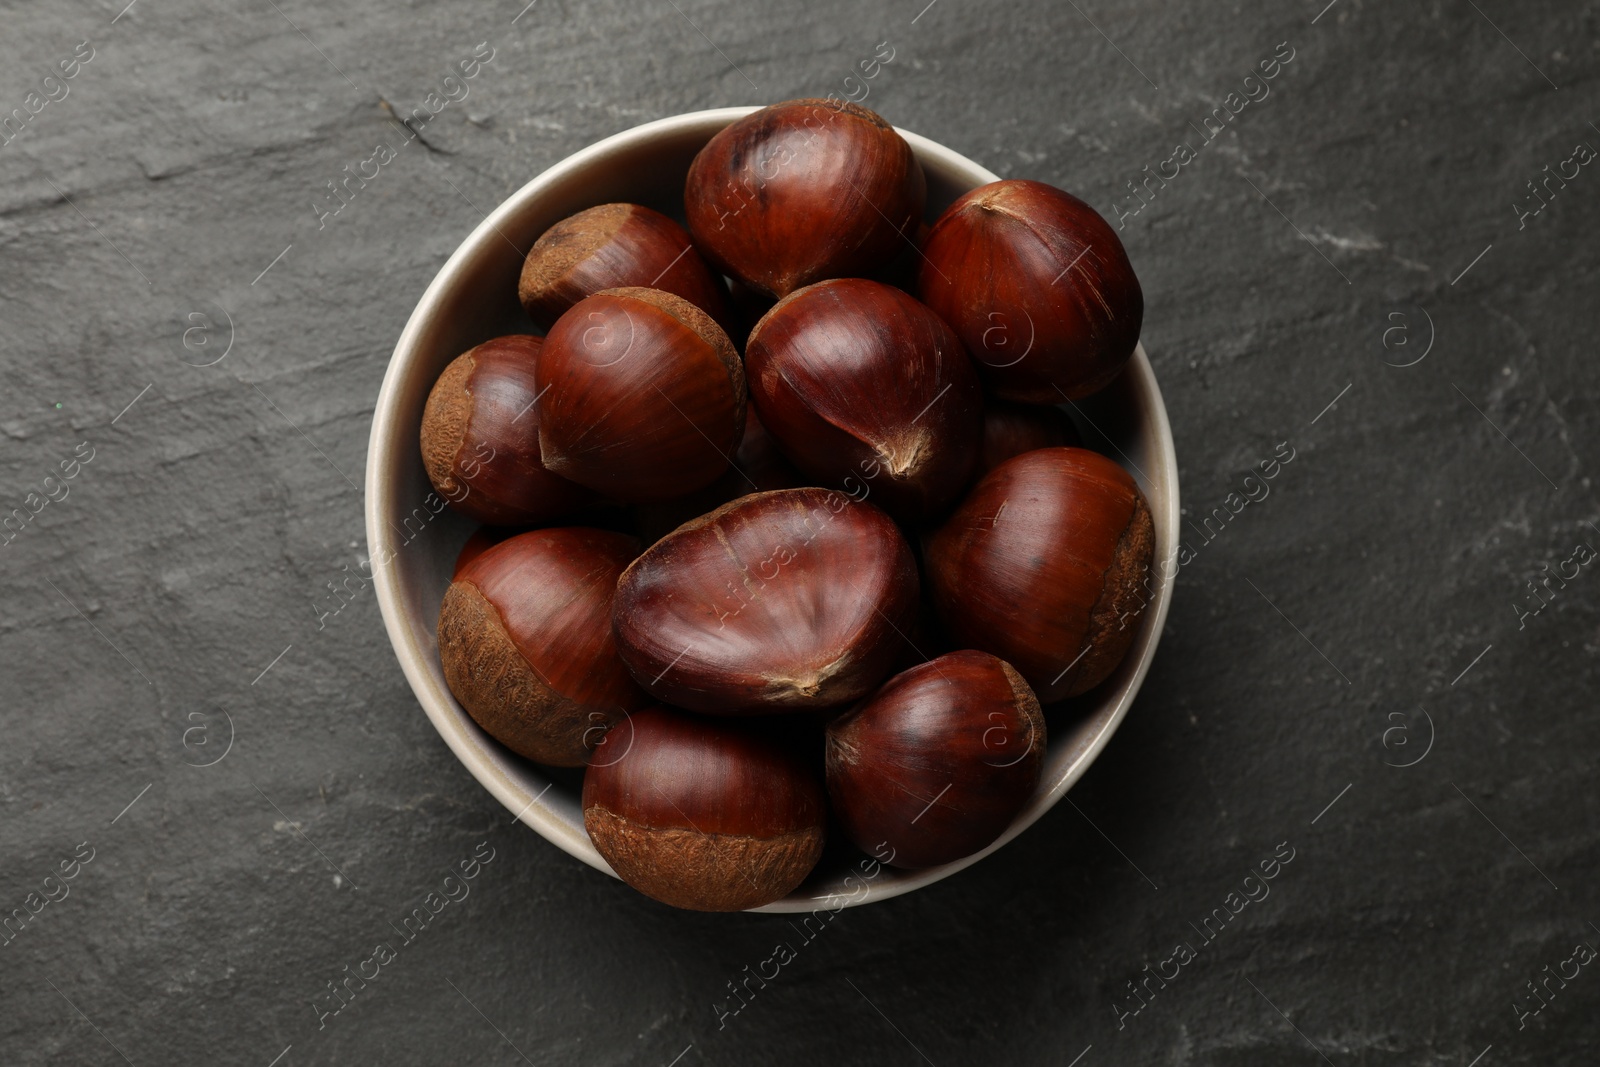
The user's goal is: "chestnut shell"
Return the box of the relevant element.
[535,287,745,503]
[917,179,1143,403]
[685,98,926,299]
[419,335,596,526]
[612,488,920,713]
[517,203,731,332]
[582,706,826,911]
[438,528,648,766]
[923,447,1155,701]
[745,278,983,522]
[826,650,1045,869]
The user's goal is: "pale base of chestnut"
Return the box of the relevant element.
[585,805,824,913]
[366,107,1180,912]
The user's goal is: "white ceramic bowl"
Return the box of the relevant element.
[366,107,1179,911]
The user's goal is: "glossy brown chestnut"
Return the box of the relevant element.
[746,278,982,522]
[438,528,648,766]
[517,203,731,331]
[825,650,1045,869]
[536,287,745,503]
[419,335,597,526]
[685,98,926,299]
[633,408,804,545]
[924,448,1155,701]
[613,488,919,713]
[582,706,826,911]
[976,399,1082,475]
[917,179,1143,403]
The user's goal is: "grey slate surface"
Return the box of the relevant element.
[2,0,1598,1063]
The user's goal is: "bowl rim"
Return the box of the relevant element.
[366,105,1180,911]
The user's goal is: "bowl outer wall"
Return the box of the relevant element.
[365,106,1180,912]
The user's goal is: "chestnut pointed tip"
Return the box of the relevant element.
[879,428,931,478]
[826,731,862,767]
[613,488,919,713]
[534,424,579,480]
[763,651,851,703]
[537,435,570,474]
[744,279,982,522]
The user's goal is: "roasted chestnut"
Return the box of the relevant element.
[420,335,596,526]
[825,650,1045,869]
[924,447,1155,701]
[745,278,983,522]
[536,287,745,503]
[517,203,731,331]
[685,98,926,299]
[582,706,826,911]
[917,179,1143,403]
[977,399,1082,475]
[612,488,919,713]
[438,528,648,766]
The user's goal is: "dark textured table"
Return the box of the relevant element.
[3,0,1597,1063]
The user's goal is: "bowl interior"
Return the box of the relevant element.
[366,107,1179,912]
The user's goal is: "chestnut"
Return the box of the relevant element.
[517,203,731,331]
[419,335,597,526]
[825,650,1045,869]
[685,98,926,299]
[582,706,826,911]
[745,278,983,522]
[438,528,648,767]
[612,488,919,713]
[924,447,1155,701]
[536,287,745,503]
[917,179,1143,403]
[977,399,1082,475]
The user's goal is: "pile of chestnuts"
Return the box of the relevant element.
[421,98,1154,912]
